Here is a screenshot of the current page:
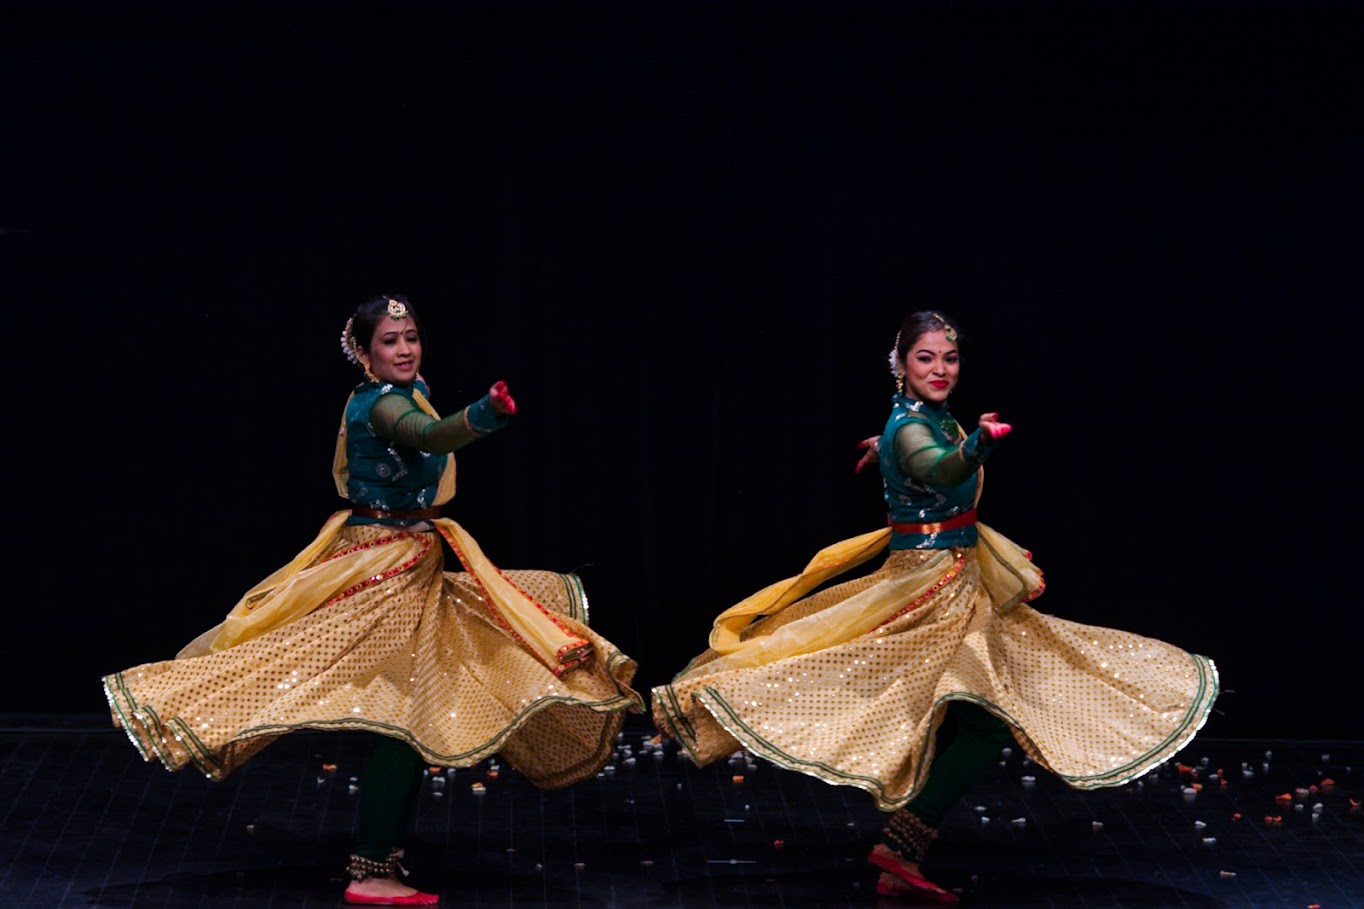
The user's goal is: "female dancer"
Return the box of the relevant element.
[653,310,1218,901]
[104,294,643,905]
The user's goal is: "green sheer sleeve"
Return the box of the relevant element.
[370,392,507,454]
[893,420,995,488]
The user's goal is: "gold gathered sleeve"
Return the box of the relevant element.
[895,421,989,487]
[373,392,485,454]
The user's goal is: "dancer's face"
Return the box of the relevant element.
[902,329,960,404]
[359,317,422,385]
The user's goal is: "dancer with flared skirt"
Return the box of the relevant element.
[104,294,643,905]
[653,310,1218,902]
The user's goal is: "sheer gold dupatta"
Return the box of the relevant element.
[691,520,1040,677]
[693,463,1042,676]
[707,528,894,658]
[177,509,362,658]
[433,518,591,675]
[179,388,592,675]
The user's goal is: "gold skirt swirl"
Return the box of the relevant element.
[104,524,643,785]
[653,545,1218,811]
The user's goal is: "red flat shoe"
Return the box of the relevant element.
[867,849,959,903]
[342,888,440,906]
[877,873,912,896]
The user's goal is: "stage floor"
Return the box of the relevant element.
[2,714,1360,908]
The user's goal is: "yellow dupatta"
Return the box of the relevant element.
[707,527,894,656]
[699,458,1042,674]
[180,387,592,675]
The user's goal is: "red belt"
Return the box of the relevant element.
[351,505,442,522]
[889,508,977,535]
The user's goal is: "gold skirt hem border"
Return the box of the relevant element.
[103,648,642,786]
[687,655,1219,812]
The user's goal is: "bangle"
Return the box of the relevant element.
[462,408,491,436]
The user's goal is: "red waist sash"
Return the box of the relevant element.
[888,508,977,536]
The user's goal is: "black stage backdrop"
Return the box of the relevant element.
[3,1,1359,740]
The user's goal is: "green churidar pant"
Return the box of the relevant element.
[353,736,426,861]
[893,700,1014,829]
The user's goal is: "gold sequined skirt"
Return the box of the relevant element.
[104,524,643,785]
[653,546,1218,811]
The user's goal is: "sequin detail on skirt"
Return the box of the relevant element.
[653,545,1218,811]
[105,524,642,785]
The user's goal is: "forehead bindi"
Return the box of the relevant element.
[378,319,419,340]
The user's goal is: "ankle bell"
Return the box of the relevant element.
[882,809,939,864]
[346,853,396,882]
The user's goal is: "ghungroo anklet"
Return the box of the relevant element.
[881,808,939,864]
[347,853,395,882]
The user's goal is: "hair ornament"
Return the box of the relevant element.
[888,328,907,394]
[340,316,363,367]
[887,330,904,378]
[386,298,409,320]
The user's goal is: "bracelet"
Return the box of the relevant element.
[461,409,487,435]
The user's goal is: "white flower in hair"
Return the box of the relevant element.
[888,330,904,377]
[340,316,363,367]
